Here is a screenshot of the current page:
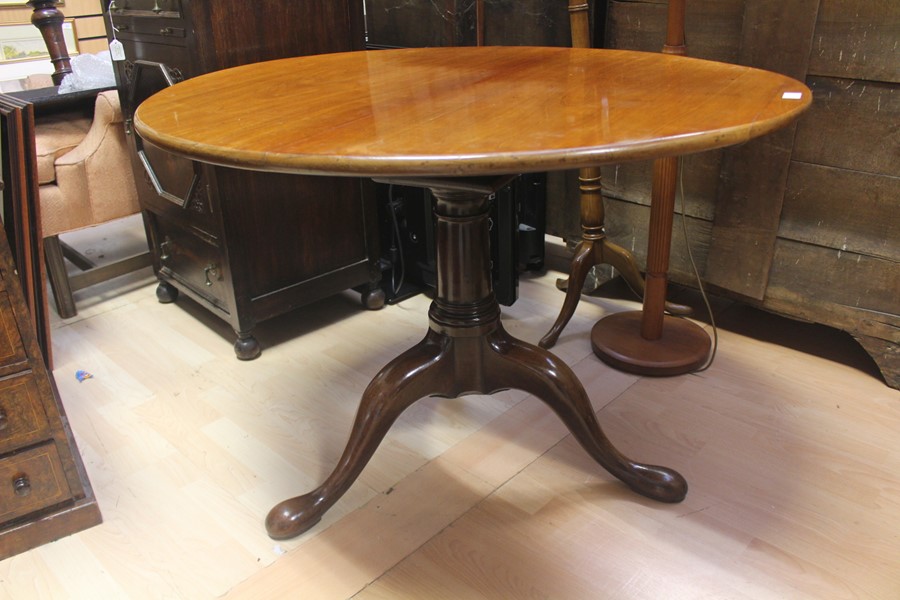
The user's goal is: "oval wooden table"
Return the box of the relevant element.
[134,46,811,540]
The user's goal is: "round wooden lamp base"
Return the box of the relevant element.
[591,311,711,376]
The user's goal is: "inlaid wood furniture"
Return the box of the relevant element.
[102,0,382,360]
[0,216,101,561]
[134,46,810,539]
[0,95,49,361]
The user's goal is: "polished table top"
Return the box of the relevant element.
[134,46,810,178]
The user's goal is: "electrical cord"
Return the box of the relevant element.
[387,184,406,296]
[677,158,718,372]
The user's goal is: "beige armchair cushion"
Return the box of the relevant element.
[34,114,91,185]
[38,90,141,238]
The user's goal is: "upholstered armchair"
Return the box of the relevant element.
[34,89,147,318]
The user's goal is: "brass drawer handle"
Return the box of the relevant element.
[13,474,31,497]
[160,27,173,35]
[0,407,7,431]
[159,238,172,261]
[204,264,219,287]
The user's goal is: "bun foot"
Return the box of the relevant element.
[625,463,688,503]
[266,493,326,539]
[156,281,178,303]
[361,286,386,310]
[234,334,261,360]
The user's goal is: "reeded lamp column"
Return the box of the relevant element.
[589,0,712,376]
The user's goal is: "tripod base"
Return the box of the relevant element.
[266,179,688,540]
[591,311,710,376]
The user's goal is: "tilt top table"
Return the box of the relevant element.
[134,46,811,539]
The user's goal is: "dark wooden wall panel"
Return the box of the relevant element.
[364,0,476,48]
[808,0,900,83]
[364,0,570,48]
[765,239,899,392]
[192,0,365,70]
[793,76,899,176]
[781,163,899,261]
[600,153,723,221]
[705,0,821,300]
[603,198,714,283]
[766,240,899,338]
[605,0,743,62]
[544,170,581,241]
[482,0,571,47]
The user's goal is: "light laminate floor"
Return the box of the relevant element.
[1,226,898,599]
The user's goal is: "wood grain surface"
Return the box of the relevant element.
[134,47,811,177]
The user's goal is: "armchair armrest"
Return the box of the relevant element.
[41,90,140,236]
[54,91,124,167]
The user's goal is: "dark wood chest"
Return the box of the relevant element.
[102,0,383,359]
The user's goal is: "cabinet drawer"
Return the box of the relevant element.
[0,375,50,455]
[153,217,229,311]
[112,20,186,41]
[0,443,72,523]
[0,291,28,377]
[110,0,182,19]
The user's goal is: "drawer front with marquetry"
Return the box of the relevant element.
[0,374,50,455]
[0,291,28,378]
[0,443,72,523]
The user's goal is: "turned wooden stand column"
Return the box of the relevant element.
[539,0,692,350]
[589,0,712,376]
[26,0,72,85]
[265,177,687,539]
